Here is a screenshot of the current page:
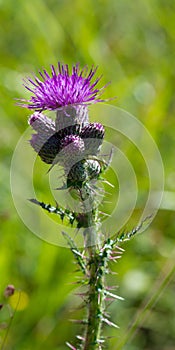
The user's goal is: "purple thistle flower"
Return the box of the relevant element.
[20,63,107,174]
[19,63,107,111]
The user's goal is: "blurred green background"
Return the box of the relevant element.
[1,0,175,349]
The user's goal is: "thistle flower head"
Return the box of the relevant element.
[28,111,105,166]
[20,63,107,188]
[19,63,107,111]
[80,122,105,155]
[59,135,85,168]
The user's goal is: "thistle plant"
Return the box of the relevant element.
[18,62,142,350]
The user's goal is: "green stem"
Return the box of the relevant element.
[81,190,105,350]
[83,245,105,350]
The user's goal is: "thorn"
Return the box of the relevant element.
[114,251,123,257]
[76,335,85,341]
[66,342,77,350]
[110,255,122,261]
[99,211,110,217]
[102,180,115,188]
[103,310,110,318]
[71,249,85,258]
[104,291,124,301]
[102,317,119,328]
[96,338,105,343]
[115,245,125,252]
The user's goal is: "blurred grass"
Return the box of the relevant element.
[1,0,175,349]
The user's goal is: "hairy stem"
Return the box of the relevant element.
[81,190,105,350]
[83,245,105,350]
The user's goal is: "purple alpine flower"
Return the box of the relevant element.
[19,63,107,111]
[19,63,107,174]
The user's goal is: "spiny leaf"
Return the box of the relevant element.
[29,198,77,225]
[116,215,153,243]
[62,232,87,274]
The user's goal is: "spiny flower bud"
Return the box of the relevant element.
[57,124,82,140]
[36,133,61,164]
[60,135,85,164]
[80,123,105,155]
[29,112,55,133]
[29,112,60,164]
[67,159,101,188]
[67,160,88,186]
[85,159,101,179]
